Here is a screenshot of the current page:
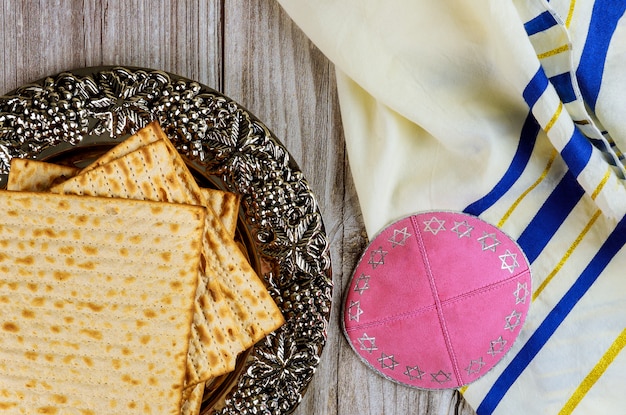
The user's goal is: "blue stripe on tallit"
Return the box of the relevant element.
[575,0,626,110]
[477,214,626,414]
[524,10,559,36]
[561,129,593,177]
[464,114,540,217]
[549,73,577,104]
[516,171,584,262]
[464,68,548,216]
[523,68,549,108]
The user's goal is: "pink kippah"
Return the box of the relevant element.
[343,211,531,389]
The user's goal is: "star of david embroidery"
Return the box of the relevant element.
[451,220,474,238]
[389,227,411,247]
[423,217,446,235]
[404,365,425,380]
[430,370,452,384]
[368,247,388,269]
[504,310,522,331]
[513,282,530,304]
[348,300,363,322]
[465,357,485,375]
[353,273,371,295]
[488,336,507,356]
[357,333,378,353]
[499,249,519,273]
[378,352,398,370]
[477,231,501,252]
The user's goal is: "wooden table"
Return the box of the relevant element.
[0,2,476,414]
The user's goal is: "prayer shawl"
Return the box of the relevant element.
[276,0,626,413]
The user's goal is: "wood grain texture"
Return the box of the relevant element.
[0,1,477,414]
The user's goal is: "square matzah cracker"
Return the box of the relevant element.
[0,190,205,415]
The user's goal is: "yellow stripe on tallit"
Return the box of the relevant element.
[558,328,626,415]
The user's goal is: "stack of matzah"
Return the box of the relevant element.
[0,122,284,415]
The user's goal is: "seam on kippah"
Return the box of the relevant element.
[344,303,437,333]
[412,215,463,386]
[439,269,530,307]
[344,269,529,333]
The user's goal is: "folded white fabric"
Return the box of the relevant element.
[277,0,626,414]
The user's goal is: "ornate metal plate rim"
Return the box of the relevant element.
[0,65,333,415]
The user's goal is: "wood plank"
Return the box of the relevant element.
[98,0,222,88]
[0,0,222,94]
[0,0,89,92]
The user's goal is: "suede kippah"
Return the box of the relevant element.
[343,211,531,389]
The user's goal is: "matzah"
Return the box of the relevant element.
[7,158,79,191]
[48,138,285,387]
[7,159,240,235]
[81,120,161,173]
[182,190,240,415]
[201,189,240,237]
[181,190,239,415]
[0,190,205,414]
[181,380,206,415]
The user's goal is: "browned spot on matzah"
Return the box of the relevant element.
[24,351,38,361]
[82,246,98,255]
[86,302,104,312]
[53,271,70,281]
[52,394,67,404]
[21,310,35,319]
[77,261,95,270]
[103,163,114,174]
[31,297,45,306]
[15,256,34,265]
[80,329,102,340]
[2,322,18,332]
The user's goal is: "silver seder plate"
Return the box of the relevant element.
[0,66,333,415]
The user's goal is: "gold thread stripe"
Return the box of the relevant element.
[497,149,558,228]
[532,209,601,301]
[545,102,563,134]
[538,44,571,59]
[566,0,576,28]
[591,168,611,201]
[558,328,626,415]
